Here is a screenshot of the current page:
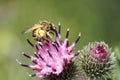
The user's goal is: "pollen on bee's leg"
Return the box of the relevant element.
[26,39,34,47]
[22,52,31,59]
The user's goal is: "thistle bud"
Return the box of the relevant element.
[78,42,115,80]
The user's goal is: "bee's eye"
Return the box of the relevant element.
[46,27,51,31]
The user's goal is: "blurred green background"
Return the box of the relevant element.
[0,0,120,80]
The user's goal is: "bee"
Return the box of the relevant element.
[21,21,55,41]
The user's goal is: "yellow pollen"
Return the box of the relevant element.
[38,30,46,37]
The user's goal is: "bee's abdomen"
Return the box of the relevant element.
[32,29,43,41]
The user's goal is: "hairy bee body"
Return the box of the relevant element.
[22,21,55,41]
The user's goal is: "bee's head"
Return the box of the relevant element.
[49,23,55,30]
[40,21,55,30]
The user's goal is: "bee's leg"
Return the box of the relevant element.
[49,31,54,36]
[46,32,52,39]
[34,36,39,41]
[32,33,36,37]
[37,38,41,42]
[50,25,56,31]
[34,38,37,41]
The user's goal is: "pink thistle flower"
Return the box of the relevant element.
[92,44,108,60]
[17,23,80,78]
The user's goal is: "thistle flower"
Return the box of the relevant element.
[78,42,115,80]
[17,23,81,79]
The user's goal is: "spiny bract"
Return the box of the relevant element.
[78,42,115,80]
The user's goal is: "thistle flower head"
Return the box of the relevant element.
[91,42,108,60]
[79,41,115,80]
[17,23,80,78]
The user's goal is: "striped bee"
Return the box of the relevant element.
[21,21,55,41]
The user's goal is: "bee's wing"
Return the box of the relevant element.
[21,24,41,34]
